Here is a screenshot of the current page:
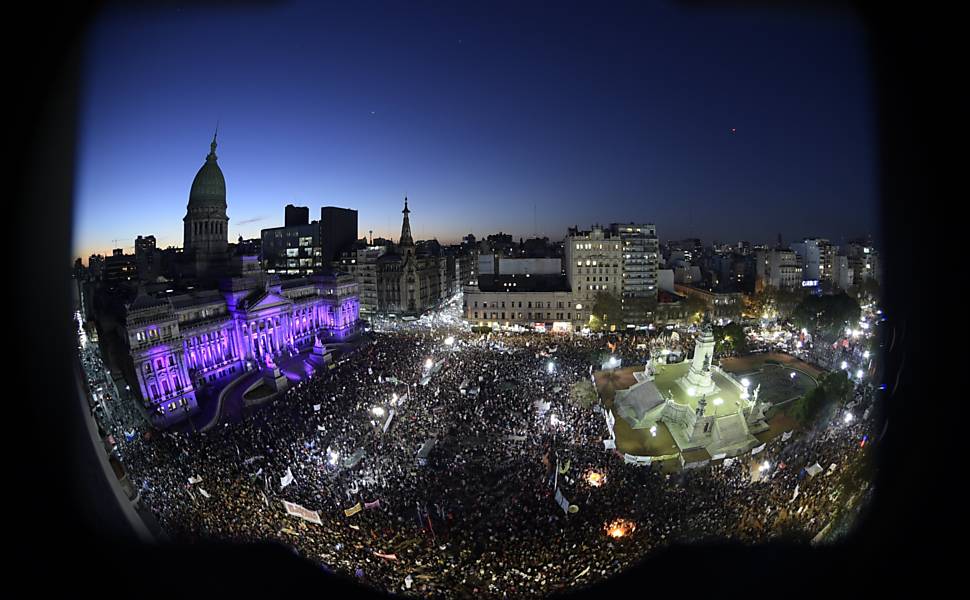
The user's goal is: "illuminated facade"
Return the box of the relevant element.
[125,272,359,427]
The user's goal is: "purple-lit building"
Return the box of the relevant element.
[124,270,359,428]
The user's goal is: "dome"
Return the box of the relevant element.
[187,134,226,208]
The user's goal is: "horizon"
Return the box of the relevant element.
[73,1,878,263]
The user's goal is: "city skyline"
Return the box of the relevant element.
[74,1,877,262]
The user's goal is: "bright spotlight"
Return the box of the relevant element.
[844,412,854,424]
[371,406,385,417]
[687,387,696,397]
[855,369,864,379]
[863,351,870,359]
[759,461,770,472]
[840,361,848,370]
[424,358,433,369]
[547,361,555,373]
[741,378,751,388]
[712,398,724,406]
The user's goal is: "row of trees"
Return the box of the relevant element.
[787,370,854,426]
[791,293,862,339]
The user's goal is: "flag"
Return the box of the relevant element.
[791,484,800,502]
[280,467,295,489]
[124,429,136,442]
[723,457,736,469]
[364,499,381,510]
[313,404,321,412]
[781,430,793,441]
[344,502,363,517]
[751,443,766,455]
[188,475,203,485]
[374,552,398,560]
[198,488,210,499]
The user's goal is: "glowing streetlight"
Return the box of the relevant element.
[444,336,455,346]
[840,361,848,370]
[424,358,433,370]
[844,412,854,424]
[863,351,870,359]
[547,361,555,373]
[855,369,864,379]
[649,424,657,437]
[759,461,770,473]
[790,371,797,379]
[741,378,751,388]
[371,406,385,417]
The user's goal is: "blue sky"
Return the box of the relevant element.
[74,1,877,261]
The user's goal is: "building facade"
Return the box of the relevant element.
[376,198,444,315]
[124,271,359,428]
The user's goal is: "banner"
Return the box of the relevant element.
[751,443,766,455]
[374,552,398,560]
[806,462,823,477]
[344,503,363,517]
[313,404,321,412]
[781,430,793,442]
[603,439,616,450]
[554,489,570,514]
[280,467,295,489]
[382,409,395,433]
[283,500,322,525]
[317,425,326,431]
[198,488,210,498]
[188,475,203,485]
[710,453,727,461]
[364,499,381,510]
[723,457,736,469]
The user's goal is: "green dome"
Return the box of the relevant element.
[188,135,226,208]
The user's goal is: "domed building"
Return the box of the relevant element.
[183,131,230,279]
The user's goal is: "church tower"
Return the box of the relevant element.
[399,196,415,256]
[183,130,230,278]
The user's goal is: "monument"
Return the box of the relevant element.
[677,318,720,398]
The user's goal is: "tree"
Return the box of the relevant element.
[591,292,624,331]
[713,322,748,356]
[683,294,708,324]
[792,293,861,338]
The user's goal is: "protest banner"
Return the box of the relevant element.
[751,443,766,455]
[283,500,322,525]
[344,502,363,517]
[782,430,793,441]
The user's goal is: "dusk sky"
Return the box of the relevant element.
[74,1,877,262]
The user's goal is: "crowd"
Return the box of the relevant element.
[112,322,877,598]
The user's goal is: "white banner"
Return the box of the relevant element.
[603,439,616,450]
[806,462,823,477]
[313,404,321,412]
[280,467,295,489]
[383,409,396,433]
[781,430,793,441]
[188,475,203,485]
[283,500,322,525]
[723,457,736,469]
[751,443,766,455]
[198,488,210,498]
[710,453,727,461]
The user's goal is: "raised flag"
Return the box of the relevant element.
[188,475,203,485]
[364,499,381,510]
[280,467,295,489]
[198,488,210,499]
[751,443,766,455]
[781,430,793,442]
[313,404,321,412]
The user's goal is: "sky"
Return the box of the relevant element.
[74,0,878,262]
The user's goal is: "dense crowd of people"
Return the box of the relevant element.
[107,322,877,598]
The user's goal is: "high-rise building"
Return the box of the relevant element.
[284,204,310,227]
[261,218,323,276]
[609,222,660,324]
[790,238,836,284]
[320,206,358,265]
[134,235,158,280]
[754,248,803,290]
